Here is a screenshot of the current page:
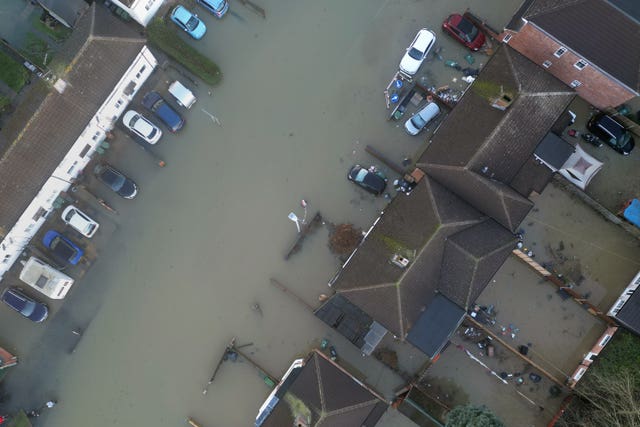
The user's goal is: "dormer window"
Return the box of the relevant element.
[554,47,567,57]
[574,60,588,70]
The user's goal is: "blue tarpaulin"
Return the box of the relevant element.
[623,199,640,228]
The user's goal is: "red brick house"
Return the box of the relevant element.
[501,0,640,109]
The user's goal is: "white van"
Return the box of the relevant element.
[19,256,75,299]
[168,80,197,109]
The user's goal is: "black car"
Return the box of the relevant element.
[347,165,388,195]
[94,164,138,199]
[1,287,48,322]
[587,113,635,155]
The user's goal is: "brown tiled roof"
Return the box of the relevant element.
[0,4,145,231]
[332,178,485,337]
[526,0,640,91]
[438,220,517,309]
[262,351,386,427]
[417,46,573,231]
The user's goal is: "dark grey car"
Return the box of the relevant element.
[94,164,138,199]
[1,287,48,322]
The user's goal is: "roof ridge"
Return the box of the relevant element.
[322,398,379,417]
[338,282,398,293]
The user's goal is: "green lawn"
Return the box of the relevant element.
[31,13,71,42]
[0,51,28,92]
[147,18,222,85]
[7,411,31,427]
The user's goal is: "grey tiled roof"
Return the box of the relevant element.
[613,292,640,335]
[527,0,640,91]
[417,46,573,231]
[332,178,485,337]
[438,220,517,309]
[0,4,145,231]
[38,0,89,27]
[262,351,386,427]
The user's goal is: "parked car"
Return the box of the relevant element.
[1,287,48,322]
[399,29,436,76]
[404,102,440,135]
[170,5,207,40]
[142,91,185,132]
[197,0,229,18]
[61,205,99,238]
[122,110,162,144]
[168,80,197,109]
[347,165,388,195]
[42,231,84,265]
[442,13,486,51]
[94,163,138,199]
[587,113,635,155]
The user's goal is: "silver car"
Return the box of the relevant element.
[405,102,440,135]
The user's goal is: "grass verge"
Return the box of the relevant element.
[7,411,31,427]
[0,51,28,92]
[147,18,222,85]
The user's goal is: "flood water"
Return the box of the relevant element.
[4,0,528,426]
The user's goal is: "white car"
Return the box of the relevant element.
[405,102,440,135]
[61,205,99,238]
[399,29,436,76]
[123,110,162,144]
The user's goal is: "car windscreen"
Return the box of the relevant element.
[411,114,427,129]
[408,47,423,60]
[51,237,75,260]
[458,17,478,41]
[102,169,126,191]
[186,16,199,31]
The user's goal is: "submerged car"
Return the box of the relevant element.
[94,164,138,199]
[1,288,48,323]
[587,113,635,155]
[61,205,99,238]
[399,28,436,76]
[123,110,162,144]
[142,91,185,133]
[348,165,388,195]
[404,102,440,135]
[170,5,207,39]
[197,0,229,18]
[42,231,84,265]
[442,13,486,51]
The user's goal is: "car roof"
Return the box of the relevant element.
[413,29,435,51]
[172,5,192,23]
[2,288,27,310]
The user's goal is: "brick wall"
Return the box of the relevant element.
[505,24,636,109]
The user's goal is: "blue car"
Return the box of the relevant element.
[42,230,84,265]
[1,288,48,323]
[142,91,185,133]
[170,5,207,40]
[197,0,229,18]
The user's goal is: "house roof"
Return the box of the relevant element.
[525,0,640,92]
[0,4,145,233]
[417,46,574,231]
[38,0,89,27]
[609,0,640,21]
[261,350,387,427]
[406,294,465,358]
[613,290,640,335]
[332,177,486,338]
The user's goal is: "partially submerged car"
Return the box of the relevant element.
[94,163,138,199]
[19,256,75,300]
[42,230,84,265]
[123,110,162,144]
[142,91,185,133]
[197,0,229,18]
[168,81,197,109]
[170,5,207,40]
[61,205,99,238]
[348,165,388,195]
[399,28,436,76]
[587,113,635,155]
[1,287,48,323]
[404,102,440,135]
[442,13,486,51]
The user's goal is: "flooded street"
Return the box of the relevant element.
[1,0,537,425]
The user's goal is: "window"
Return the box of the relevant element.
[570,80,582,88]
[503,33,512,43]
[574,60,588,70]
[554,47,567,57]
[32,207,47,221]
[542,60,552,68]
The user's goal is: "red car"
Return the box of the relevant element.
[442,14,486,51]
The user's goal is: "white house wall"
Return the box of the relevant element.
[0,46,158,279]
[110,0,166,27]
